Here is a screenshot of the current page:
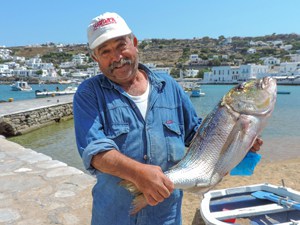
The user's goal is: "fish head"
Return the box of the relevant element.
[222,77,277,116]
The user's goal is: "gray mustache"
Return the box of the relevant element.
[110,58,132,70]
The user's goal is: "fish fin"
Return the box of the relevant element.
[130,194,148,215]
[119,180,141,196]
[196,182,210,188]
[119,180,148,215]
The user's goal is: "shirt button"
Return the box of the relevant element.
[143,155,148,160]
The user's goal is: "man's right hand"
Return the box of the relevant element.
[91,150,174,206]
[133,164,174,206]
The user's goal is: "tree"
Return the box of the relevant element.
[35,70,43,75]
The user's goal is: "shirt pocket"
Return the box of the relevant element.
[163,121,185,163]
[106,123,130,152]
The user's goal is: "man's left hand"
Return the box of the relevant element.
[250,137,263,152]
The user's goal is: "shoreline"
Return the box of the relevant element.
[181,157,300,225]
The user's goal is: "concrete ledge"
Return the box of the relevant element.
[0,136,95,224]
[0,95,74,137]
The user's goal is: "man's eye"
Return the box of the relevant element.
[100,50,110,56]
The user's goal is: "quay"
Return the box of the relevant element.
[0,95,74,137]
[0,136,95,224]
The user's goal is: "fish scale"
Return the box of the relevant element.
[165,105,237,190]
[121,77,277,215]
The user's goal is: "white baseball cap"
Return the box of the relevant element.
[87,12,132,50]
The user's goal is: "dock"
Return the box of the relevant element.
[0,135,95,224]
[0,95,74,137]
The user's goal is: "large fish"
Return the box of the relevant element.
[121,77,277,214]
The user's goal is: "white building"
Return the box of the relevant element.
[0,48,12,60]
[144,63,171,75]
[72,54,88,65]
[279,62,300,73]
[13,56,25,62]
[0,64,12,76]
[184,69,199,78]
[25,56,42,67]
[189,54,200,63]
[60,61,76,68]
[280,44,293,51]
[203,64,269,83]
[247,48,257,54]
[289,54,300,62]
[261,57,281,66]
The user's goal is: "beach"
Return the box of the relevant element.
[181,157,300,225]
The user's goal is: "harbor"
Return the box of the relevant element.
[1,80,300,225]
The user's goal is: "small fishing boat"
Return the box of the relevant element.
[200,183,300,225]
[11,81,32,91]
[277,91,291,95]
[190,85,205,97]
[35,86,77,98]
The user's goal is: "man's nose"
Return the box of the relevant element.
[110,49,122,62]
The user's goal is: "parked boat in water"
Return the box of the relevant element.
[35,85,77,98]
[277,91,291,94]
[275,75,300,85]
[190,85,205,97]
[11,81,32,91]
[200,183,300,225]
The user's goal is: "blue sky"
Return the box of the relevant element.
[1,0,300,47]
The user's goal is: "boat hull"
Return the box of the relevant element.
[190,90,205,97]
[200,183,300,225]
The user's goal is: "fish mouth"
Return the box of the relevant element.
[224,77,277,117]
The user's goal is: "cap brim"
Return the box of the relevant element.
[90,30,132,50]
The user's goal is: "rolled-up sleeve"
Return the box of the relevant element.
[73,88,119,175]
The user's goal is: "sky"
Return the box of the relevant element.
[1,0,300,47]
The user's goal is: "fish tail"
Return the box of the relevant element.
[130,194,148,215]
[119,180,148,214]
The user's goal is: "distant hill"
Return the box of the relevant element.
[8,33,300,68]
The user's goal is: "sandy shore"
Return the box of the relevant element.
[181,157,300,225]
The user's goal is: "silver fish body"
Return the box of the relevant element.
[122,77,277,214]
[166,77,277,192]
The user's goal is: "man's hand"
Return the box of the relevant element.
[133,164,174,206]
[91,150,174,206]
[250,137,263,152]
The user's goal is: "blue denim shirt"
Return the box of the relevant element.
[73,64,201,225]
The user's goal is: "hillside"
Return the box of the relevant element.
[8,33,300,68]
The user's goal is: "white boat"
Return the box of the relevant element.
[35,86,77,98]
[274,75,300,85]
[11,81,32,91]
[190,85,205,97]
[200,183,300,225]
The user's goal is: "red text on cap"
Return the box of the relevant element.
[93,18,117,31]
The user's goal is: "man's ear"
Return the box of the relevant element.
[133,36,138,47]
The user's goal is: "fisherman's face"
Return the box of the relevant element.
[92,35,139,85]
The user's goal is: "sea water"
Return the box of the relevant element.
[0,84,71,102]
[6,84,300,172]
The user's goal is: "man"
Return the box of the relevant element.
[73,12,262,225]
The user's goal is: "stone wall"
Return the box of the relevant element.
[0,102,73,137]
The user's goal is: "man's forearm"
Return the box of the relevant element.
[91,149,142,182]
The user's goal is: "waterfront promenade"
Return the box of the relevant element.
[0,95,73,117]
[0,136,95,224]
[0,95,74,137]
